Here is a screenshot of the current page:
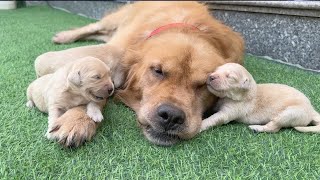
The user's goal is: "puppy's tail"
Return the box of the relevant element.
[294,110,320,133]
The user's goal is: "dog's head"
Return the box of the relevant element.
[207,63,255,101]
[67,57,114,102]
[117,32,231,145]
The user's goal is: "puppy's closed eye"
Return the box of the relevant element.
[226,73,237,81]
[92,75,101,80]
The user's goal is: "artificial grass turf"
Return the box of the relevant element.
[1,6,320,179]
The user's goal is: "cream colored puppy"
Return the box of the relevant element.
[201,63,320,133]
[27,56,114,130]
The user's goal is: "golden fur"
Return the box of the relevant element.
[201,63,320,133]
[39,2,244,146]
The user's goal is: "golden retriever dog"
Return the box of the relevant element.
[27,57,114,138]
[39,1,244,146]
[201,63,320,133]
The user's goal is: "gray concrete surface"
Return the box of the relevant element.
[48,1,126,20]
[25,1,320,71]
[213,10,320,71]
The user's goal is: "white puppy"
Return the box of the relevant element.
[27,56,114,133]
[201,63,320,133]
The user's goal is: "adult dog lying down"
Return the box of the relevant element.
[37,1,244,146]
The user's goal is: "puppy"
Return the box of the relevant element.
[201,63,320,133]
[26,56,114,130]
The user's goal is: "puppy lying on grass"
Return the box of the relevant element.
[26,56,114,136]
[201,63,320,133]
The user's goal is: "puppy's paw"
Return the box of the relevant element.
[52,31,75,44]
[87,109,103,123]
[200,119,219,132]
[200,121,211,132]
[249,125,264,133]
[200,124,208,132]
[26,100,35,108]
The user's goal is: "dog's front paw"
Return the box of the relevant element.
[46,106,98,148]
[52,31,75,44]
[87,109,103,123]
[248,125,264,133]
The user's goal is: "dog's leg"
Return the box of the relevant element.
[35,44,122,77]
[46,106,98,147]
[52,4,132,44]
[52,22,109,44]
[82,33,112,42]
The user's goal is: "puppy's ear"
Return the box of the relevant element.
[68,70,82,86]
[241,78,250,90]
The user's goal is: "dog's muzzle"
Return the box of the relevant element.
[141,103,186,146]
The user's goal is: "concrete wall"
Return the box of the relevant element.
[47,1,126,20]
[213,10,320,71]
[26,1,320,71]
[209,1,320,71]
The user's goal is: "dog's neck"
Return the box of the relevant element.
[243,82,258,101]
[146,23,200,39]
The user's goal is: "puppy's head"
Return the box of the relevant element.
[207,63,255,100]
[67,57,114,102]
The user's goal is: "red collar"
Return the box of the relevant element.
[146,23,200,39]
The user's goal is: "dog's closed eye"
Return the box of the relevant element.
[151,66,164,79]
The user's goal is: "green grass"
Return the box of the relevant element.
[1,6,320,179]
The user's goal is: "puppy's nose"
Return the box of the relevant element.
[157,104,186,131]
[208,74,219,82]
[106,85,114,96]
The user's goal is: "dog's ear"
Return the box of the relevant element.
[68,70,82,86]
[241,78,250,90]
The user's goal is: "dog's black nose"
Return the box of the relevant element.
[157,104,185,130]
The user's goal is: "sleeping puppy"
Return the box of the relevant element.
[26,56,114,133]
[201,63,320,133]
